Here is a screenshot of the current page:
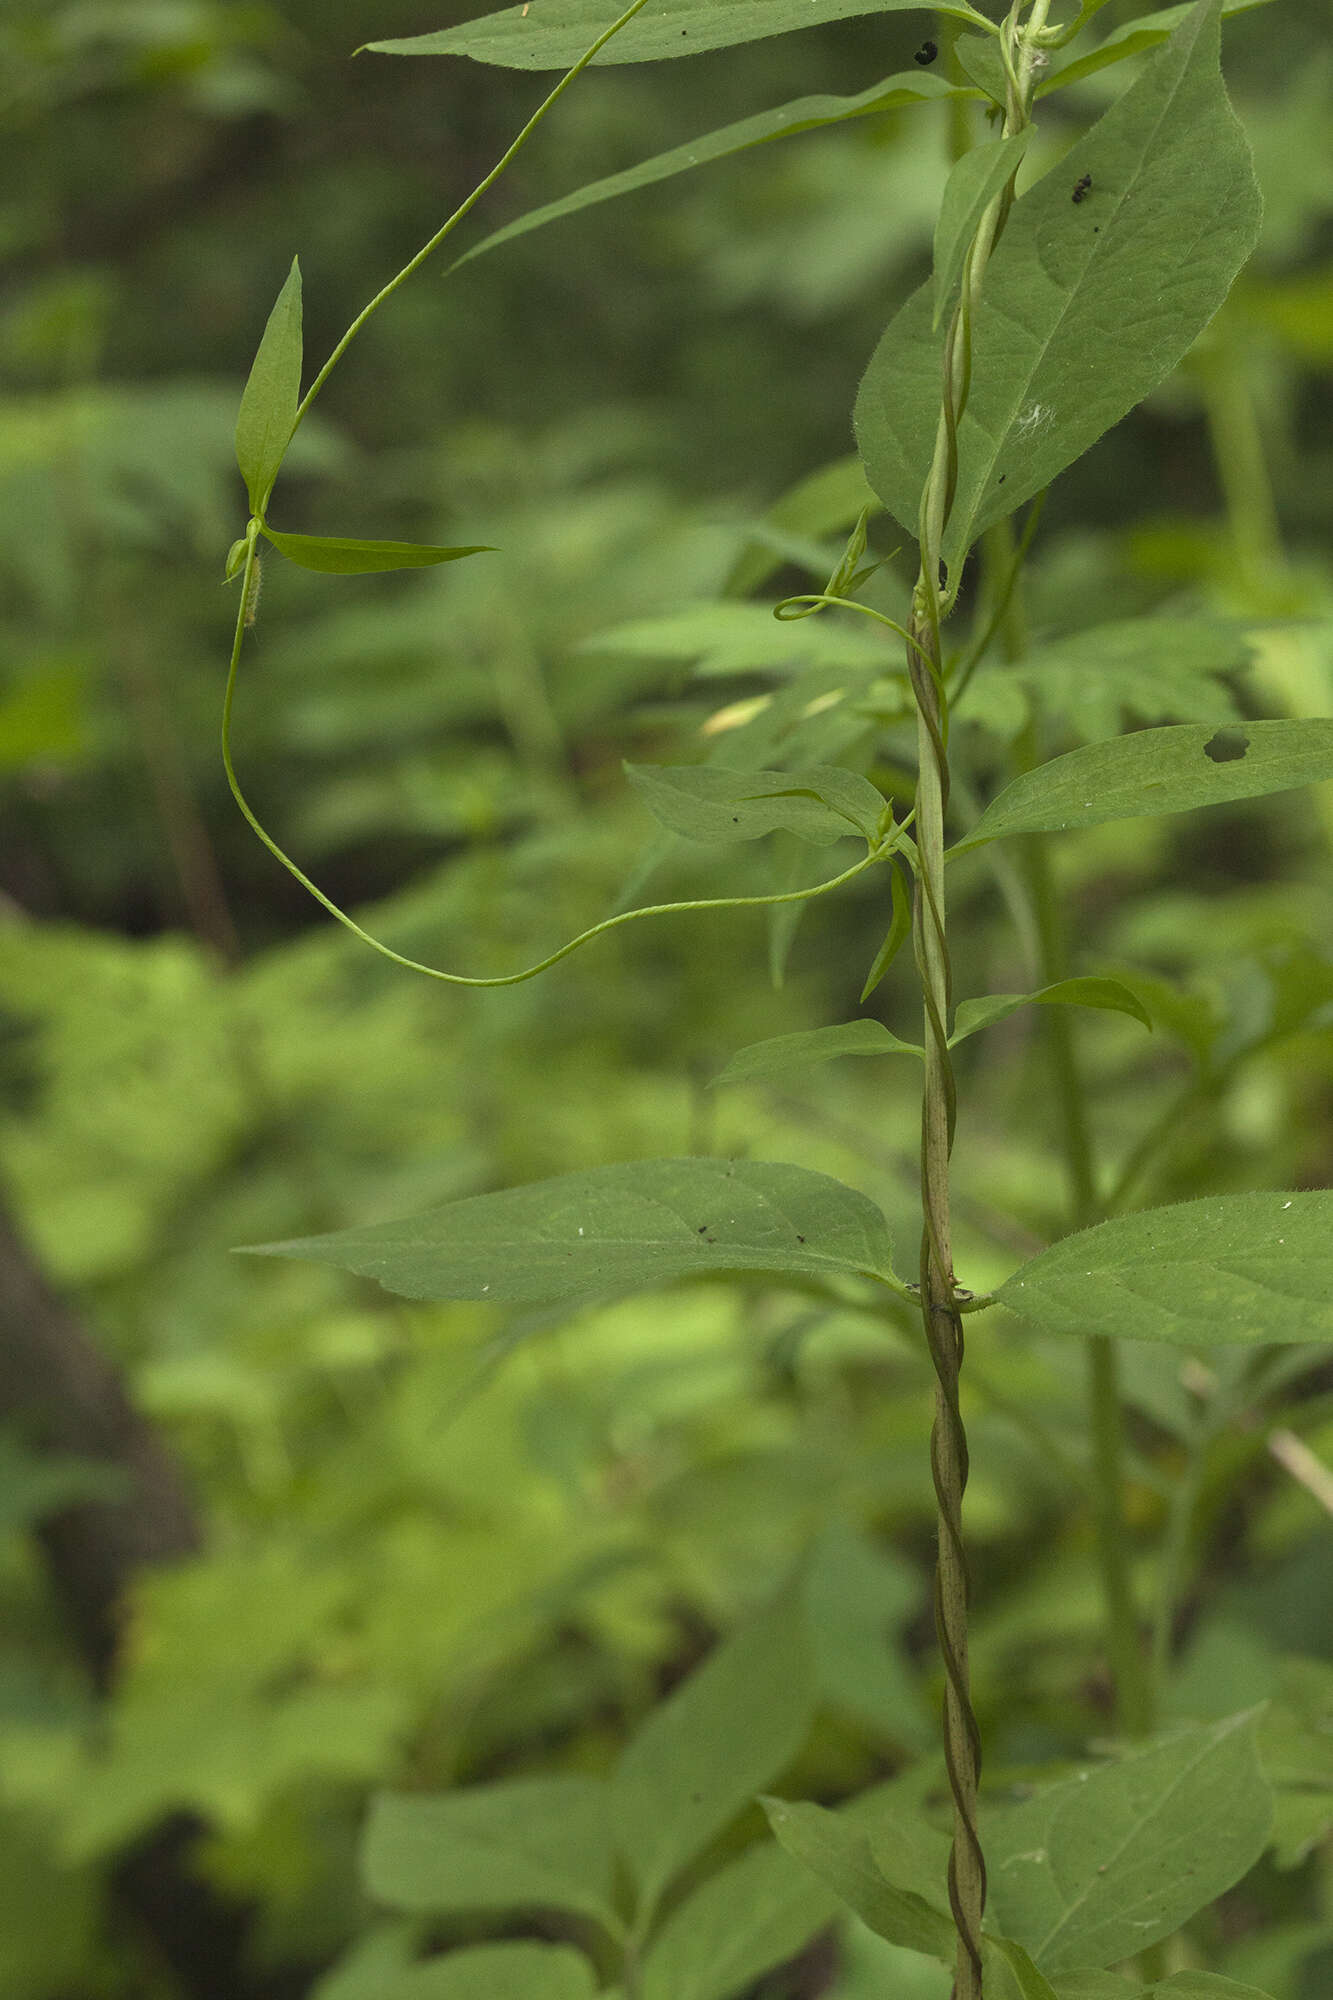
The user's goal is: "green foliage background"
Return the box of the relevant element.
[1,1,1331,1995]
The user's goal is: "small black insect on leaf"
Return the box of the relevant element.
[796,1234,806,1244]
[914,39,938,65]
[997,473,1006,485]
[1072,173,1092,205]
[697,1224,708,1234]
[1204,728,1250,764]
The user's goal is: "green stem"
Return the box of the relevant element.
[1194,318,1285,590]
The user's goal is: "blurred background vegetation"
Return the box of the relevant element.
[1,1,1331,1995]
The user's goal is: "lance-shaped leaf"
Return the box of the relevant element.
[615,1592,815,1917]
[639,1840,838,2000]
[997,1190,1333,1346]
[712,1020,923,1089]
[950,979,1151,1045]
[626,763,887,845]
[855,0,1261,566]
[366,0,990,70]
[1041,0,1275,98]
[241,1158,898,1303]
[261,528,493,574]
[453,72,971,271]
[951,720,1333,854]
[933,130,1032,331]
[860,857,914,1002]
[762,1799,955,1961]
[986,1712,1272,1972]
[363,1777,619,1933]
[235,257,302,513]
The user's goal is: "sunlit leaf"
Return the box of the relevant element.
[950,979,1152,1044]
[627,763,887,845]
[997,1190,1333,1346]
[234,257,302,513]
[986,1714,1272,1971]
[952,721,1333,853]
[242,1158,899,1302]
[856,0,1262,564]
[366,0,990,70]
[261,529,494,574]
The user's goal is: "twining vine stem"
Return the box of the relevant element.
[906,8,1052,1993]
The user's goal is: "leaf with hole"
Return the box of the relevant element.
[626,764,887,846]
[856,0,1261,565]
[951,721,1333,853]
[234,257,302,513]
[985,1712,1272,1970]
[711,1019,923,1088]
[241,1158,898,1303]
[950,979,1152,1045]
[997,1190,1333,1346]
[365,0,991,69]
[261,529,493,575]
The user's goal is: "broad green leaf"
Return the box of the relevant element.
[455,72,972,273]
[639,1840,838,2000]
[615,1592,815,1915]
[950,979,1152,1045]
[1040,0,1275,98]
[860,858,914,1002]
[951,721,1333,854]
[367,0,990,70]
[986,1712,1272,1971]
[1150,1980,1279,2000]
[986,1935,1062,2000]
[855,0,1261,566]
[310,1922,424,2000]
[933,131,1032,332]
[234,257,302,513]
[1048,1977,1140,1999]
[996,1190,1333,1346]
[244,1158,898,1303]
[261,528,493,574]
[361,1777,619,1933]
[626,763,887,846]
[389,1942,598,1999]
[762,1798,955,1961]
[711,1020,923,1089]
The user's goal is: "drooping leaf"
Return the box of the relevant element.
[762,1798,955,1961]
[615,1592,815,1917]
[951,721,1333,854]
[626,764,887,846]
[933,131,1032,332]
[712,1020,923,1089]
[242,1158,899,1303]
[860,857,914,1002]
[455,72,973,272]
[1041,0,1275,98]
[856,0,1262,566]
[996,1190,1333,1347]
[639,1839,838,2000]
[388,1942,599,2000]
[950,979,1152,1045]
[361,1776,619,1933]
[985,1712,1272,1971]
[261,528,493,574]
[234,257,302,514]
[366,0,991,70]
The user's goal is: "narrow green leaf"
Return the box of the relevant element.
[997,1190,1333,1347]
[952,721,1333,854]
[933,130,1031,331]
[626,763,887,846]
[986,1713,1273,1971]
[261,529,493,575]
[242,1158,898,1303]
[856,0,1262,565]
[389,1942,598,1999]
[950,979,1152,1045]
[361,1776,619,1933]
[1041,0,1275,98]
[366,0,990,70]
[1149,1978,1278,1999]
[985,1935,1062,2000]
[588,602,887,677]
[639,1840,838,2000]
[712,1020,923,1089]
[860,858,914,1002]
[234,257,302,513]
[762,1798,955,1962]
[615,1593,815,1917]
[455,72,972,272]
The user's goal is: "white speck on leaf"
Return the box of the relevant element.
[1283,1200,1293,1209]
